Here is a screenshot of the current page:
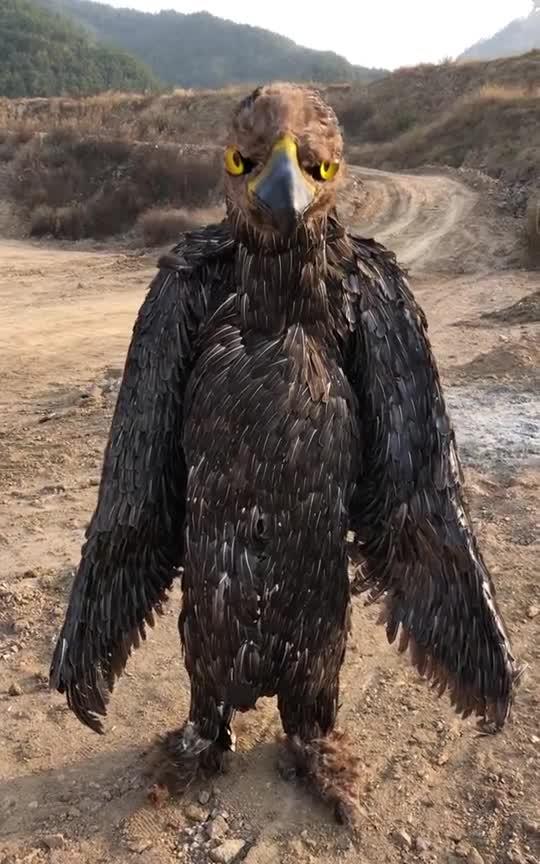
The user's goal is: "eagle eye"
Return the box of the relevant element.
[225,147,255,176]
[306,160,340,182]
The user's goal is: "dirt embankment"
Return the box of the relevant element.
[0,169,538,864]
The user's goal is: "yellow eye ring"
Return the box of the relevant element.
[319,160,339,181]
[225,146,245,176]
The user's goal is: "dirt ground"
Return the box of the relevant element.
[0,169,539,864]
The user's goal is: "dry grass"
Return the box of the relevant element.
[349,83,540,189]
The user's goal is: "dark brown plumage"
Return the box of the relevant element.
[49,83,519,826]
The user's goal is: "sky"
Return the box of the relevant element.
[104,0,533,69]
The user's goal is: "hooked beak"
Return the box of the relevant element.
[249,135,315,236]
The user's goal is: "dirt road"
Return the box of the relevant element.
[0,170,539,864]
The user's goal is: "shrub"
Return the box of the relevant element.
[137,207,198,245]
[526,192,540,265]
[30,204,56,236]
[9,132,223,239]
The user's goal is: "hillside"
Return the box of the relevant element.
[0,0,158,98]
[459,4,540,61]
[37,0,386,88]
[337,53,540,190]
[0,53,537,243]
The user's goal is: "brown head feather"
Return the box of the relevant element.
[224,83,345,245]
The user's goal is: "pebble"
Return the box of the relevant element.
[8,682,23,696]
[210,839,246,863]
[415,836,429,852]
[198,789,211,805]
[506,851,526,864]
[391,828,412,849]
[206,814,229,840]
[42,834,65,850]
[288,839,306,858]
[527,605,539,619]
[185,803,210,823]
[467,850,485,864]
[523,819,540,836]
[244,841,280,864]
[300,830,316,850]
[127,840,153,854]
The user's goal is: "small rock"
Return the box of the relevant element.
[185,803,210,823]
[198,789,211,805]
[244,841,280,864]
[28,800,39,810]
[527,605,539,619]
[391,829,412,849]
[415,836,430,852]
[530,735,540,745]
[42,834,65,850]
[456,842,471,858]
[8,682,22,696]
[206,814,229,840]
[523,819,540,836]
[288,839,306,859]
[210,839,246,863]
[67,807,81,818]
[300,830,316,850]
[81,385,101,402]
[127,840,152,854]
[467,850,485,864]
[506,851,526,864]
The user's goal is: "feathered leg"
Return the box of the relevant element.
[277,677,361,827]
[149,679,235,802]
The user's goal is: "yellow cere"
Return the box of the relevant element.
[225,146,245,176]
[320,161,339,181]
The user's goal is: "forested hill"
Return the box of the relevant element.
[0,0,159,98]
[37,0,387,88]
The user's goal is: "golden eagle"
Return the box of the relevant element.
[50,83,518,824]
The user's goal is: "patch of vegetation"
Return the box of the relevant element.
[9,129,221,239]
[0,0,158,98]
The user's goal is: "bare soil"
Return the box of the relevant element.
[0,169,539,864]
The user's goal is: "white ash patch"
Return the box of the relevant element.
[446,383,539,469]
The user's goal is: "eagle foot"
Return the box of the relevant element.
[282,730,362,830]
[147,722,225,802]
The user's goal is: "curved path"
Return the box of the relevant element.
[352,167,477,268]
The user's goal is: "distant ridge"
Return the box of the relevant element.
[459,4,540,61]
[37,0,387,88]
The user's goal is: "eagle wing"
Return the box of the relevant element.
[49,259,208,733]
[346,237,519,728]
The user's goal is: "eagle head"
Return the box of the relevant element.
[224,83,344,241]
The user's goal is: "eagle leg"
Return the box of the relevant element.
[277,684,361,828]
[148,693,235,801]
